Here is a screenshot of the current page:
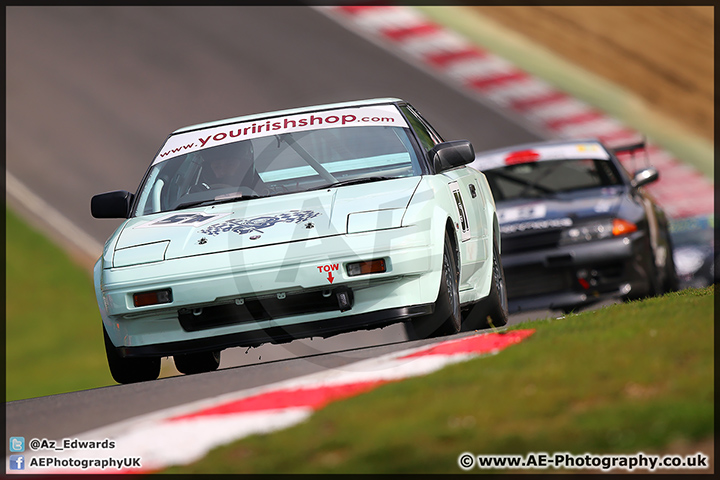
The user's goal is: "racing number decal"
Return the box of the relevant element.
[498,204,547,224]
[449,181,471,241]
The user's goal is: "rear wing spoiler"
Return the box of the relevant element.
[610,140,646,155]
[610,139,654,173]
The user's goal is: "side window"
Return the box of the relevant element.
[400,105,440,153]
[411,106,445,145]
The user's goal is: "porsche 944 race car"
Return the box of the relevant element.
[92,98,508,384]
[469,138,678,314]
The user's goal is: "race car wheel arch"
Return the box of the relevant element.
[625,236,662,301]
[461,231,508,331]
[404,226,461,340]
[174,350,221,375]
[103,326,161,384]
[488,234,509,327]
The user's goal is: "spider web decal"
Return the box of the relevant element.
[199,209,321,236]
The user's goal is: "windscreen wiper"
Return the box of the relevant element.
[311,176,398,190]
[174,193,261,211]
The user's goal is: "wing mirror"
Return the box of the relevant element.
[91,190,135,218]
[430,140,475,172]
[631,167,659,188]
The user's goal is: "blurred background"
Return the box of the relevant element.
[472,6,712,142]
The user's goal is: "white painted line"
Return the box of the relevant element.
[6,171,103,259]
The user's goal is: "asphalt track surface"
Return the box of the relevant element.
[6,7,565,444]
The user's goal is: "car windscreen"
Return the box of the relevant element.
[482,158,624,201]
[133,125,422,216]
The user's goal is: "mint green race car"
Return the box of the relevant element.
[91,98,508,384]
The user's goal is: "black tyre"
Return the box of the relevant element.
[661,241,680,294]
[461,234,508,331]
[637,249,663,300]
[560,305,583,315]
[646,254,663,297]
[103,327,161,384]
[174,350,221,375]
[405,233,461,340]
[624,239,664,302]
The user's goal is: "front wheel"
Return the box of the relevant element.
[661,243,680,294]
[626,246,662,302]
[405,233,461,340]
[461,235,508,331]
[174,350,221,375]
[103,327,160,384]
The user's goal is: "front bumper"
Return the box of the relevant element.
[501,232,652,312]
[98,225,443,356]
[116,304,433,357]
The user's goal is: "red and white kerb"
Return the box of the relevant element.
[17,330,534,474]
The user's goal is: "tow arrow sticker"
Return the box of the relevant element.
[317,263,339,284]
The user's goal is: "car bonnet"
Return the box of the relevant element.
[111,177,420,266]
[496,188,625,234]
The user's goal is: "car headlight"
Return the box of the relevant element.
[113,241,169,267]
[559,218,637,245]
[346,208,405,234]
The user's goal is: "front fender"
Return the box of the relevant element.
[402,177,463,299]
[93,256,118,345]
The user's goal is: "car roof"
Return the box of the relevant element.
[474,138,607,158]
[172,97,405,134]
[470,138,612,171]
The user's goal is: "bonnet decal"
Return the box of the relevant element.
[136,212,231,228]
[199,210,321,236]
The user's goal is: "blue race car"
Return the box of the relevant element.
[470,138,678,314]
[91,98,507,383]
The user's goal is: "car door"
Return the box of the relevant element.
[442,167,489,289]
[402,104,487,289]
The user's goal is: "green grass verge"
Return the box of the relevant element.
[5,207,114,400]
[165,286,714,474]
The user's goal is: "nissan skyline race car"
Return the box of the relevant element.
[469,139,678,314]
[91,97,508,384]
